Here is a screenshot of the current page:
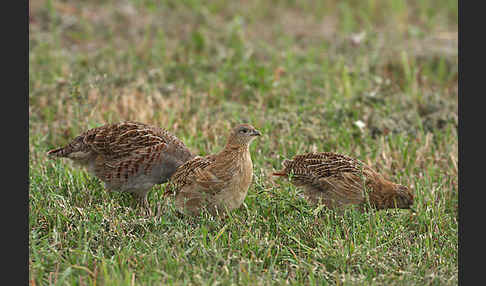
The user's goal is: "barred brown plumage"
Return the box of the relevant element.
[273,152,414,211]
[168,124,261,216]
[47,121,195,212]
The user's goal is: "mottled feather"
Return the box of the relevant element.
[47,121,195,210]
[168,124,260,216]
[274,152,414,210]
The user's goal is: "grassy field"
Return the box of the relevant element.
[29,0,458,285]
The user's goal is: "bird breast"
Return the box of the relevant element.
[214,149,253,210]
[238,150,253,191]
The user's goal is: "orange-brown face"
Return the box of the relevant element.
[228,124,261,145]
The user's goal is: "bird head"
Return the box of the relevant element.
[389,184,414,209]
[227,124,261,146]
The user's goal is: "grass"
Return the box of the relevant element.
[29,0,458,285]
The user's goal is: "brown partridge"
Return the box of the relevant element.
[168,124,261,216]
[273,152,414,211]
[47,121,195,209]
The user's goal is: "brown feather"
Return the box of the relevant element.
[273,152,414,211]
[168,124,260,216]
[47,121,195,211]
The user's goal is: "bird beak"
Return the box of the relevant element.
[252,130,261,136]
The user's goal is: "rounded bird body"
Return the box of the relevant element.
[47,121,195,209]
[273,152,414,211]
[169,124,261,216]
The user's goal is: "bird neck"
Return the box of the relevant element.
[222,142,250,153]
[215,143,249,164]
[217,143,253,173]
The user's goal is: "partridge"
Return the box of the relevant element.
[47,121,195,209]
[273,152,414,211]
[168,124,261,216]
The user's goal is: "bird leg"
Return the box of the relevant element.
[132,192,152,216]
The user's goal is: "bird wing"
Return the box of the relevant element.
[82,121,179,159]
[193,160,236,192]
[169,154,232,195]
[169,155,213,191]
[94,141,170,189]
[279,152,377,206]
[313,172,368,206]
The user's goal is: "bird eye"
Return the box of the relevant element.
[239,129,248,134]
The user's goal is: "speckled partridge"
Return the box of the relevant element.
[273,152,414,211]
[168,124,261,216]
[47,121,195,210]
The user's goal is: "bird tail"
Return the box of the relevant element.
[46,146,70,158]
[272,159,293,177]
[272,170,288,177]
